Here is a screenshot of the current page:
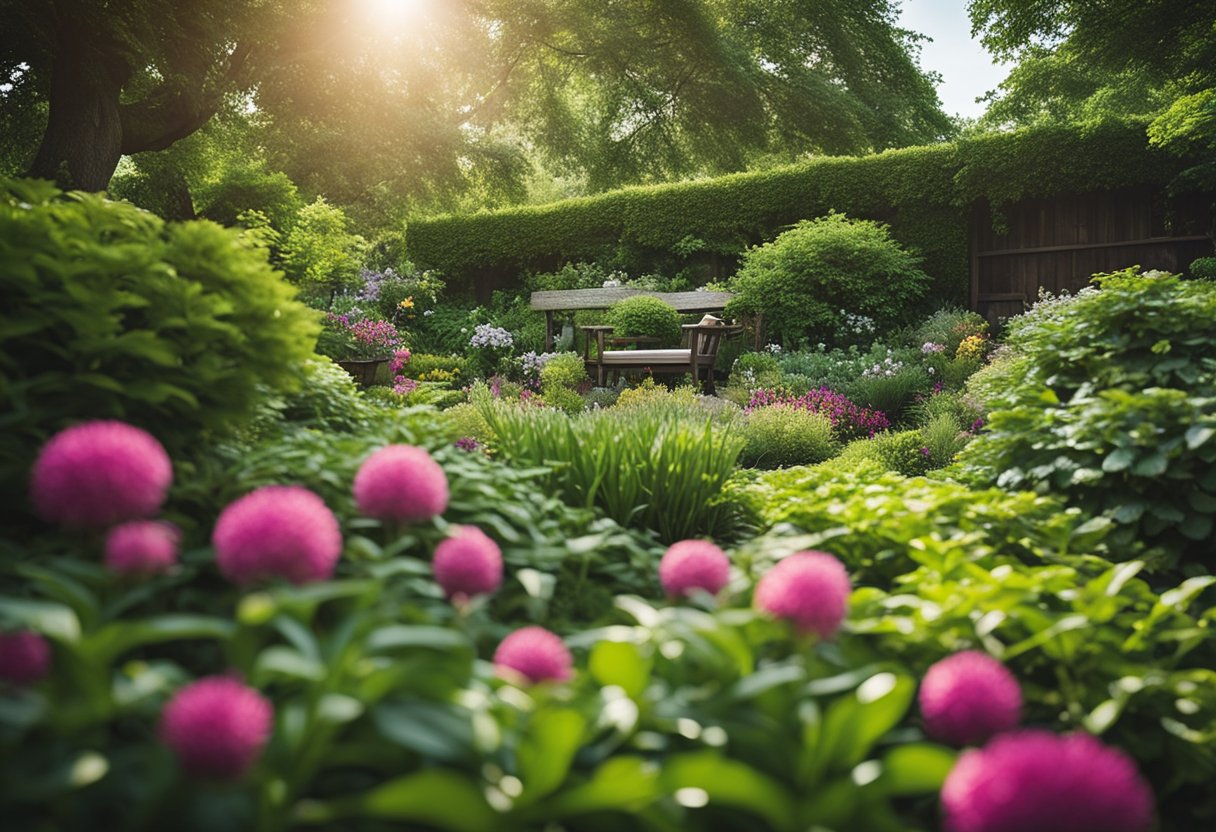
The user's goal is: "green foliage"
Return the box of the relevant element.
[0,178,319,513]
[911,308,988,356]
[837,431,934,478]
[725,214,931,346]
[605,296,683,346]
[195,165,303,232]
[740,406,838,469]
[281,197,369,290]
[407,354,469,381]
[1191,257,1216,280]
[480,400,745,542]
[957,270,1216,565]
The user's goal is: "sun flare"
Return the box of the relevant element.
[358,0,430,27]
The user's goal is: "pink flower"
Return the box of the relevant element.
[353,445,448,522]
[493,626,573,684]
[105,520,180,576]
[919,651,1022,746]
[659,540,730,598]
[754,550,851,638]
[941,730,1155,832]
[212,486,342,585]
[160,676,273,779]
[30,421,172,529]
[0,631,52,685]
[433,526,503,601]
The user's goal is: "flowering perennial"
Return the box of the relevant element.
[746,388,890,439]
[353,445,449,522]
[469,324,513,350]
[659,540,731,598]
[31,420,173,529]
[941,730,1154,832]
[0,630,51,685]
[494,626,573,684]
[213,486,342,585]
[105,520,180,576]
[432,525,503,601]
[160,677,273,779]
[754,550,851,638]
[919,651,1022,746]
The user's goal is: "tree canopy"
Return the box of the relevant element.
[1,0,951,212]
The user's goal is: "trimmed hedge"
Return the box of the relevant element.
[408,119,1189,302]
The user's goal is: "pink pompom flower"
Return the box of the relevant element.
[0,631,52,686]
[353,445,449,523]
[212,486,342,585]
[105,520,180,576]
[30,420,172,529]
[942,730,1155,832]
[659,539,730,598]
[160,676,273,779]
[433,525,503,601]
[919,651,1022,746]
[754,550,851,638]
[493,626,573,684]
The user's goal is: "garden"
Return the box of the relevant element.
[2,2,1216,831]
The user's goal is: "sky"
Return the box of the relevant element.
[897,0,1010,120]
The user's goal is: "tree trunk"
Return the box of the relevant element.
[27,23,127,192]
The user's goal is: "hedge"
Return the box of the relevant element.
[407,119,1192,301]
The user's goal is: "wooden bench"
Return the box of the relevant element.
[530,288,737,351]
[582,322,743,395]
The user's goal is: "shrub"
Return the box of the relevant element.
[280,196,368,291]
[538,353,589,414]
[0,178,318,516]
[837,430,933,477]
[723,214,931,346]
[740,406,838,469]
[407,353,469,380]
[195,165,303,232]
[1190,256,1216,280]
[850,353,931,420]
[957,270,1216,565]
[912,307,989,356]
[746,387,889,441]
[605,295,683,346]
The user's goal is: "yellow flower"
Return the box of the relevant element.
[399,297,415,310]
[955,335,986,362]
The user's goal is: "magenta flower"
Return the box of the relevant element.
[30,420,172,529]
[212,486,342,585]
[160,676,273,779]
[941,730,1155,832]
[659,540,730,598]
[433,525,503,601]
[745,388,889,440]
[919,651,1022,746]
[353,445,449,522]
[493,626,573,684]
[0,631,52,685]
[754,550,851,638]
[105,520,180,576]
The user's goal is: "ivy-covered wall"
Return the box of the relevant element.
[407,119,1190,303]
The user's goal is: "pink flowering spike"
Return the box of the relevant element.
[105,520,180,577]
[919,651,1022,746]
[942,730,1155,832]
[353,445,449,523]
[493,626,573,684]
[160,676,273,779]
[659,540,730,598]
[30,420,172,529]
[212,486,342,586]
[433,526,503,600]
[754,550,851,638]
[0,631,52,685]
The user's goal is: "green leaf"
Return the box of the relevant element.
[588,641,651,698]
[803,672,915,785]
[366,625,473,654]
[515,709,587,805]
[302,769,497,831]
[877,744,956,795]
[660,751,798,831]
[373,698,475,763]
[1101,447,1135,472]
[0,596,81,642]
[1186,425,1214,450]
[528,756,661,819]
[1131,453,1168,477]
[84,615,235,663]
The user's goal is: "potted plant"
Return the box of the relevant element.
[318,313,403,385]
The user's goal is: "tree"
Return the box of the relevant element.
[1,0,952,202]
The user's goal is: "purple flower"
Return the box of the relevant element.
[659,540,730,598]
[919,651,1022,746]
[213,486,342,585]
[105,520,180,577]
[30,421,173,529]
[494,626,573,684]
[392,376,418,395]
[454,437,481,452]
[745,387,889,440]
[160,676,273,779]
[353,445,449,522]
[0,630,52,685]
[432,525,503,601]
[941,731,1155,832]
[754,550,851,638]
[389,348,412,375]
[970,417,986,433]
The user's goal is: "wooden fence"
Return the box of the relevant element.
[970,187,1212,326]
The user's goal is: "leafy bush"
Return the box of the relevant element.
[1190,256,1216,280]
[777,346,873,391]
[280,197,368,291]
[957,270,1216,565]
[740,406,838,469]
[195,164,303,232]
[911,307,988,356]
[836,430,933,477]
[0,178,319,515]
[605,296,683,347]
[407,353,469,380]
[480,400,745,542]
[537,353,588,414]
[723,212,931,347]
[747,388,890,441]
[850,353,931,420]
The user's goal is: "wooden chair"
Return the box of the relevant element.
[583,322,742,394]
